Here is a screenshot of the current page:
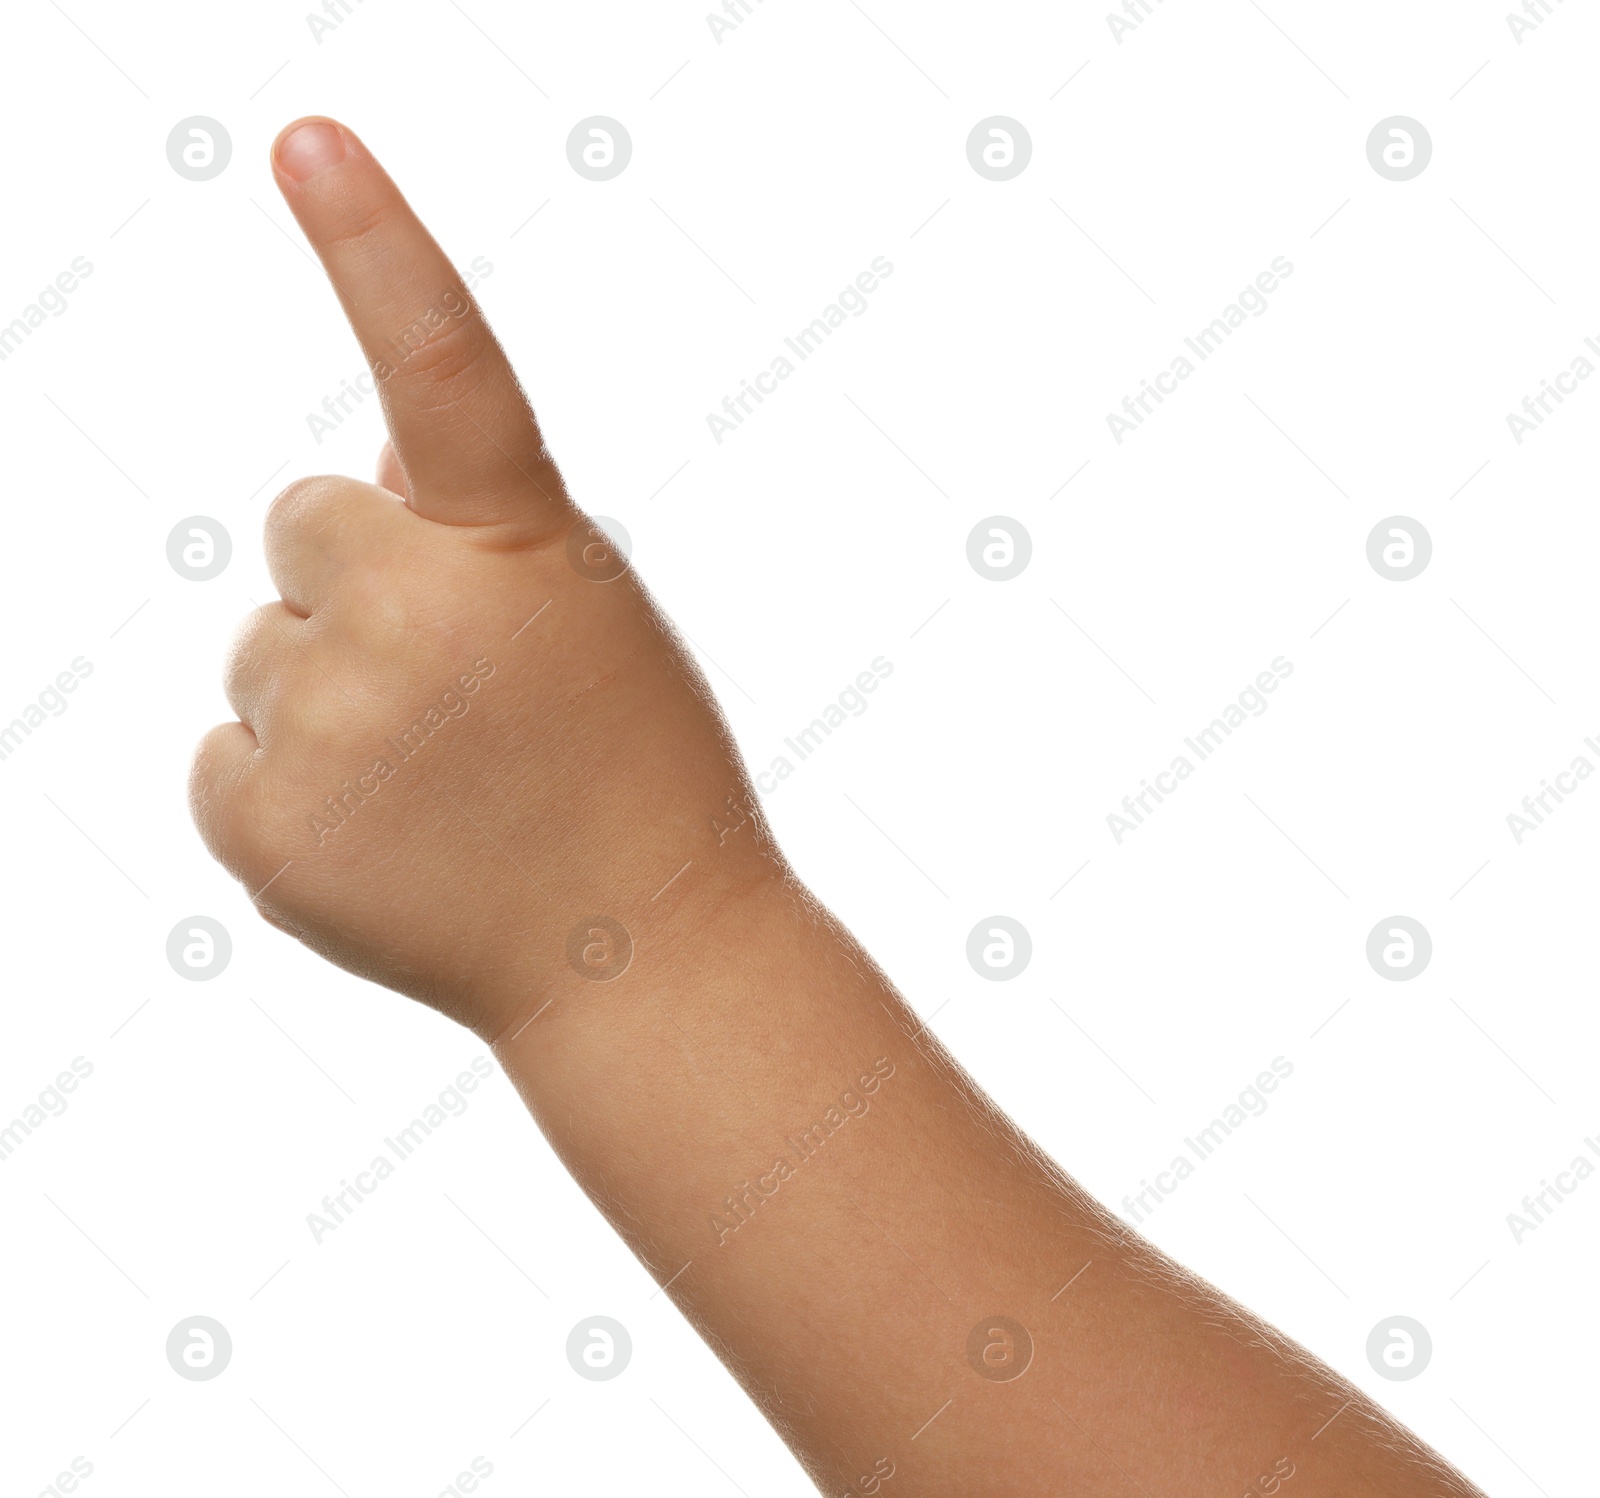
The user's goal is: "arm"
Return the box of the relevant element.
[501,885,1481,1496]
[191,116,1487,1498]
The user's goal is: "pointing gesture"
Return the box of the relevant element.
[190,120,1490,1498]
[192,117,775,1039]
[273,117,566,528]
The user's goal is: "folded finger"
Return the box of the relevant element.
[264,474,411,616]
[224,601,304,738]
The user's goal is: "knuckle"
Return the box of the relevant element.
[227,601,288,671]
[319,197,396,254]
[265,474,351,541]
[188,724,257,871]
[392,313,495,401]
[191,727,312,887]
[223,603,303,722]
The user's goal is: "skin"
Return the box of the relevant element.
[191,117,1491,1497]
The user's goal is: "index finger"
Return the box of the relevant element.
[272,117,569,531]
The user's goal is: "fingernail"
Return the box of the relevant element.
[275,120,346,182]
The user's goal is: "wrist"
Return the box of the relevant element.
[478,834,802,1054]
[482,858,912,1183]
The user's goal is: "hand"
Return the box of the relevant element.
[189,118,779,1039]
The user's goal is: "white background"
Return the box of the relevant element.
[0,1,1593,1494]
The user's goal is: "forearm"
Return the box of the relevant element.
[492,874,1484,1498]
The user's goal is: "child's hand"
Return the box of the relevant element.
[189,118,777,1040]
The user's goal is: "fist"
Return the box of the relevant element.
[190,119,780,1040]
